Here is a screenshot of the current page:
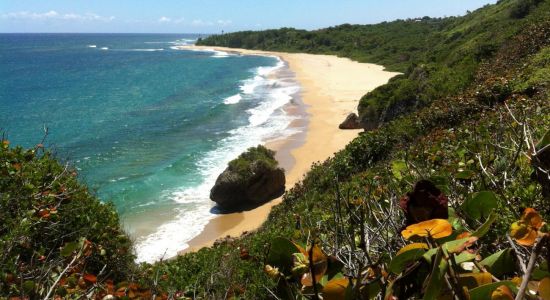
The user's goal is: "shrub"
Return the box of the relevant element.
[0,140,135,297]
[228,145,278,177]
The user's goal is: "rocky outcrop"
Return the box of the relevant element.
[338,113,362,129]
[210,146,285,211]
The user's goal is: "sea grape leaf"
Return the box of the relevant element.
[391,160,407,180]
[423,248,448,300]
[456,169,476,180]
[363,281,382,300]
[462,191,498,220]
[402,219,452,240]
[491,285,514,300]
[533,260,550,280]
[61,241,80,257]
[448,207,464,231]
[322,277,351,300]
[458,272,493,289]
[480,249,515,277]
[444,236,478,254]
[301,244,329,286]
[389,247,426,274]
[473,212,498,238]
[469,281,518,300]
[397,243,429,255]
[539,277,550,300]
[455,251,477,265]
[536,129,550,150]
[423,248,439,264]
[267,237,302,274]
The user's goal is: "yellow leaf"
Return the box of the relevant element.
[458,272,493,289]
[323,278,349,300]
[510,208,544,246]
[300,244,328,286]
[396,243,429,255]
[510,221,538,246]
[456,232,472,239]
[401,219,453,240]
[523,208,543,230]
[540,277,550,300]
[491,285,514,300]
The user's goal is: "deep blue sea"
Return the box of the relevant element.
[0,33,300,261]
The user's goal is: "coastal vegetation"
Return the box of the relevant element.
[198,0,549,129]
[1,0,550,299]
[0,140,135,298]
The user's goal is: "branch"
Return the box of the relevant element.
[507,233,527,274]
[309,240,320,300]
[43,247,82,300]
[515,235,548,300]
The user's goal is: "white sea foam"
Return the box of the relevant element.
[175,47,236,58]
[88,45,97,48]
[100,48,165,52]
[223,94,242,104]
[134,56,302,263]
[145,38,197,46]
[122,48,164,52]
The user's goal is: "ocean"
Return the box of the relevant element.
[0,33,301,262]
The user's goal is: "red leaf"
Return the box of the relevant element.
[83,273,97,284]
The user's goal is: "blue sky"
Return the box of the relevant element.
[0,0,497,33]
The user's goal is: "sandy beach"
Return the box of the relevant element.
[177,45,400,254]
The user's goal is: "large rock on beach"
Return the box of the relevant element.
[210,145,285,211]
[339,113,362,129]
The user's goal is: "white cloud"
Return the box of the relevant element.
[216,19,232,26]
[1,10,115,22]
[157,16,184,24]
[191,19,213,26]
[158,16,171,23]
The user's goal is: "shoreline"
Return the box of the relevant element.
[177,45,401,255]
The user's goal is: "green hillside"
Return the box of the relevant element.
[1,0,549,299]
[198,0,549,129]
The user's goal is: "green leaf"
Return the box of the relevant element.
[389,248,426,274]
[60,241,79,257]
[455,169,475,180]
[480,249,515,277]
[429,175,450,194]
[536,129,550,150]
[391,160,407,180]
[472,212,498,238]
[448,207,464,231]
[363,281,382,300]
[469,281,518,300]
[267,237,302,275]
[422,248,438,264]
[22,280,35,293]
[423,248,448,300]
[532,260,550,280]
[461,191,498,220]
[455,251,477,265]
[443,237,478,254]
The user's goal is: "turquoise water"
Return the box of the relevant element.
[0,33,300,261]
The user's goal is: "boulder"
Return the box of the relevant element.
[338,113,362,129]
[210,145,285,211]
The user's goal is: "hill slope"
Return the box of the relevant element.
[199,0,549,129]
